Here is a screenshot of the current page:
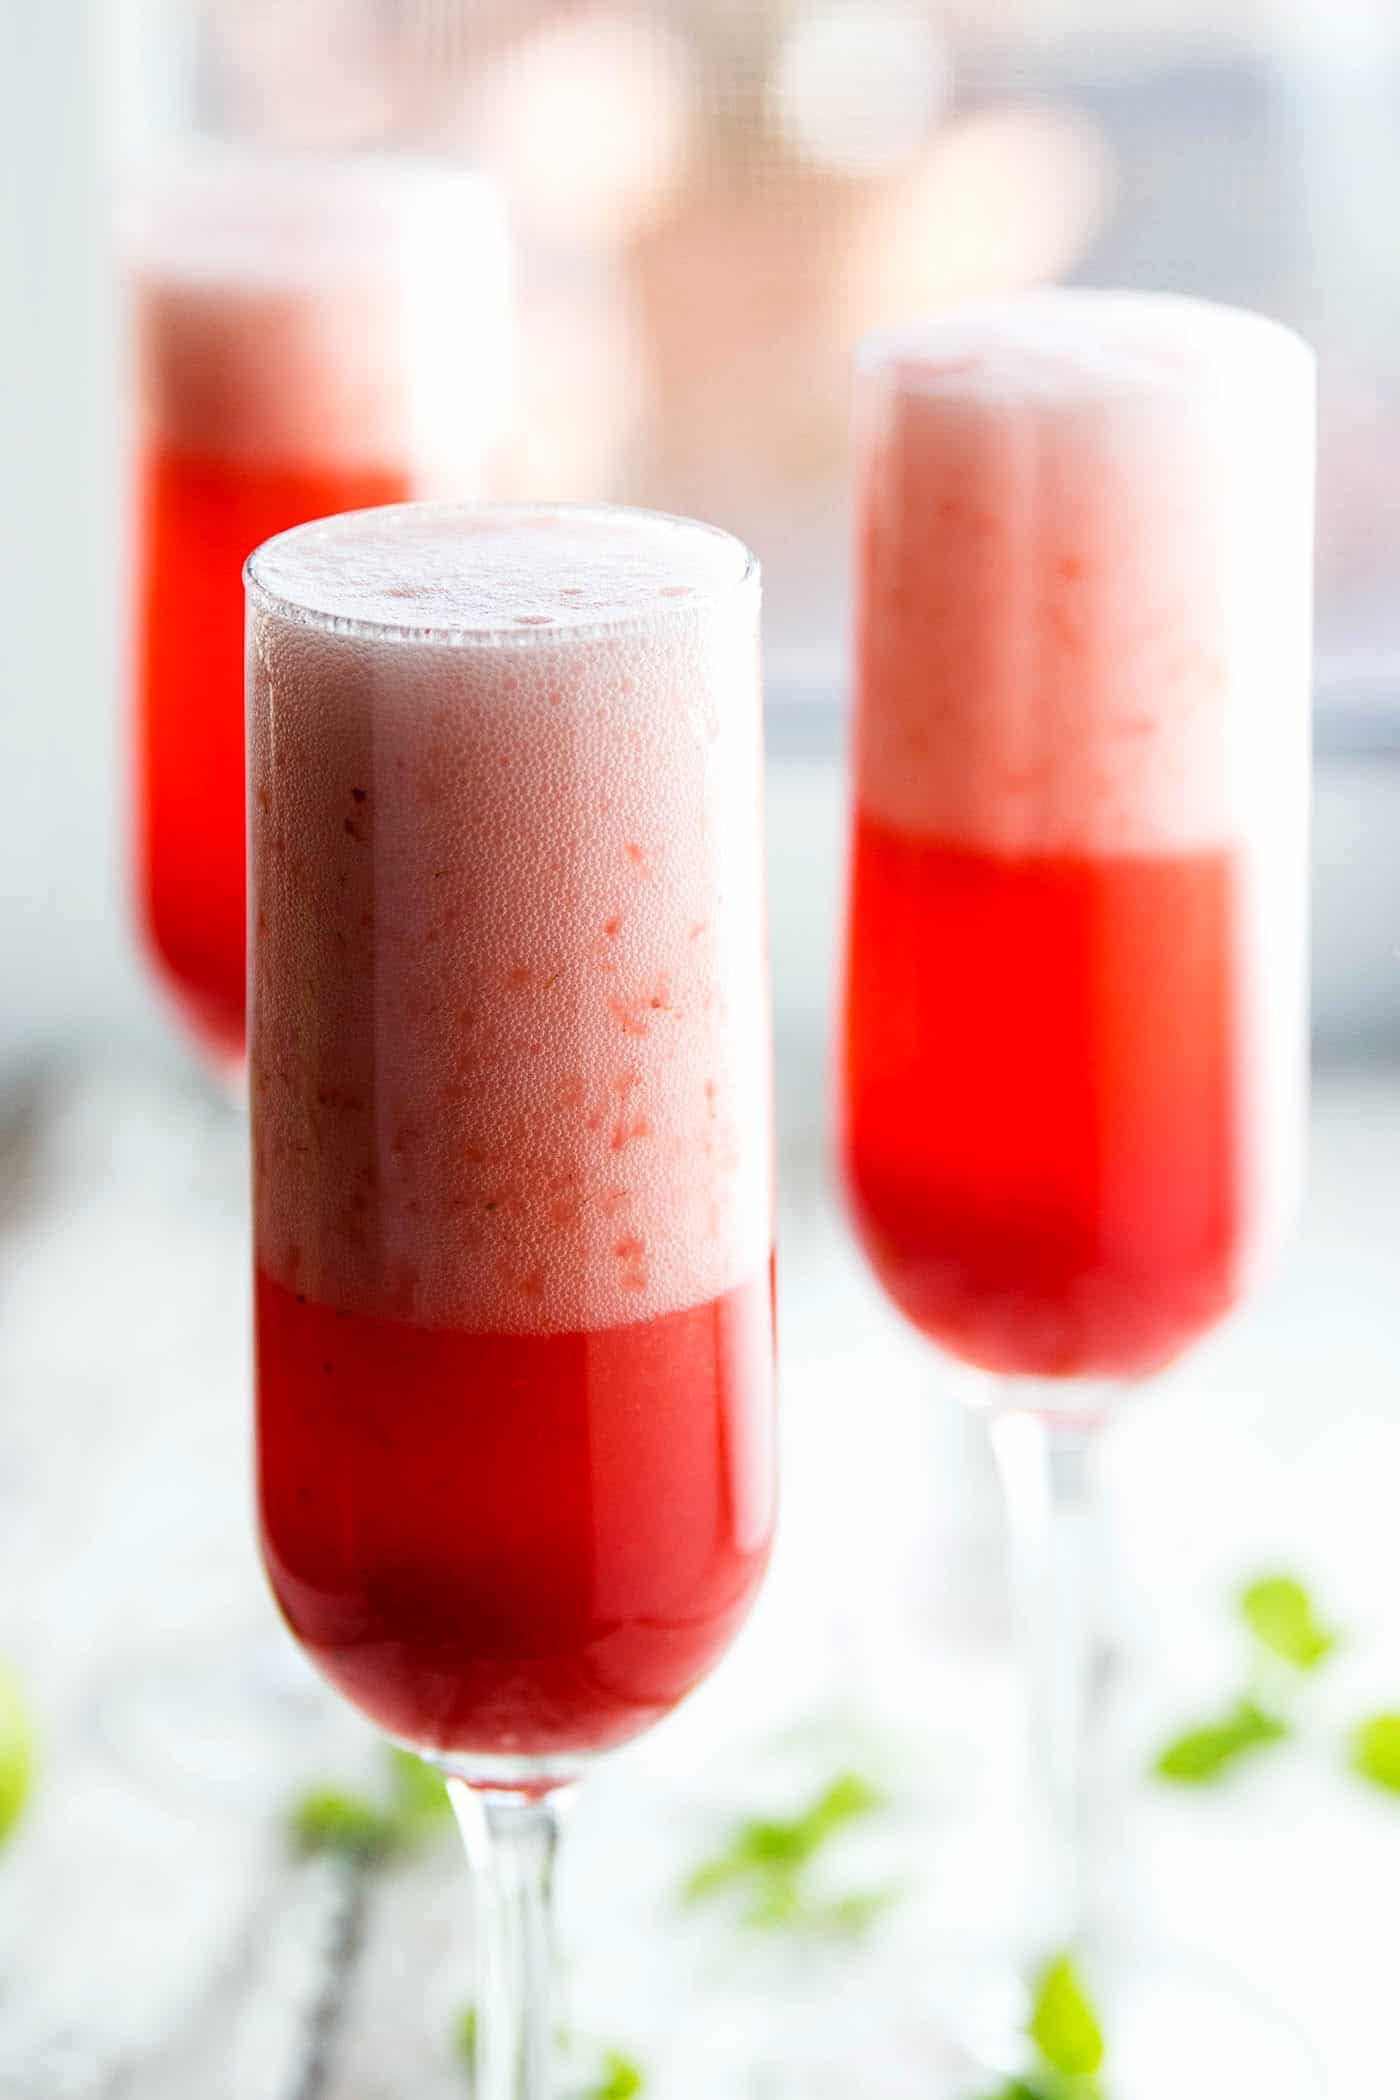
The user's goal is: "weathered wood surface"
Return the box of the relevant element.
[3,1056,1400,2096]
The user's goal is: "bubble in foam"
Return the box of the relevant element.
[248,503,768,1335]
[853,290,1315,856]
[248,502,755,637]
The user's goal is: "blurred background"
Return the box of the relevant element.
[3,3,1400,2096]
[6,0,1400,1077]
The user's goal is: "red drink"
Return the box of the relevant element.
[136,449,409,1063]
[842,296,1314,1389]
[844,825,1241,1378]
[128,157,510,1067]
[257,1268,773,1753]
[248,505,773,1762]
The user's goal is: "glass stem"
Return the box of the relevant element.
[988,1404,1102,1954]
[448,1781,568,2100]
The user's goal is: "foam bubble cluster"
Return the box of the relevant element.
[249,503,756,636]
[249,504,769,1334]
[853,291,1315,855]
[126,153,510,478]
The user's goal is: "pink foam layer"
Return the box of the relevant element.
[853,292,1314,855]
[249,508,770,1334]
[125,157,511,475]
[135,273,422,469]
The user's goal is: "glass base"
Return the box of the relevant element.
[655,1931,1324,2099]
[87,1628,356,1809]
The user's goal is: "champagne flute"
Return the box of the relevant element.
[100,149,512,1796]
[840,292,1317,2087]
[246,501,775,2092]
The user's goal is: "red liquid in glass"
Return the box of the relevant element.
[256,1265,775,1757]
[841,814,1243,1381]
[133,446,408,1063]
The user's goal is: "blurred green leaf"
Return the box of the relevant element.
[386,1747,454,1834]
[453,2003,477,2070]
[452,2006,642,2099]
[811,1883,903,1937]
[1239,1575,1337,1672]
[1028,1956,1104,2080]
[682,1771,884,1908]
[1351,1714,1400,1795]
[289,1750,455,1865]
[290,1788,398,1861]
[739,1871,900,1938]
[1153,1698,1289,1785]
[582,2050,645,2099]
[0,1662,34,1847]
[682,1852,748,1904]
[741,1873,804,1930]
[794,1772,883,1845]
[682,1772,900,1943]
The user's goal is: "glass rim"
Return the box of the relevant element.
[853,288,1316,382]
[243,500,761,649]
[118,147,507,277]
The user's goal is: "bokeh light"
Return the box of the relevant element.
[476,6,698,244]
[847,100,1116,323]
[770,1,953,176]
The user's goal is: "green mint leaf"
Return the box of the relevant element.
[581,2050,645,2099]
[739,1773,883,1870]
[797,1771,883,1847]
[1239,1574,1337,1671]
[743,1872,804,1930]
[683,1771,883,1906]
[453,2003,477,2070]
[0,1662,35,1847]
[1153,1697,1289,1784]
[732,1818,813,1869]
[1028,1955,1105,2080]
[386,1747,454,1836]
[681,1852,750,1904]
[741,1875,901,1937]
[1351,1713,1400,1795]
[289,1753,453,1867]
[290,1787,398,1860]
[682,1773,894,1938]
[811,1883,902,1937]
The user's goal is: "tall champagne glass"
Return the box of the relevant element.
[840,293,1316,2084]
[247,503,775,2093]
[100,154,512,1794]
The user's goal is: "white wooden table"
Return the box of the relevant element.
[1,1050,1398,2097]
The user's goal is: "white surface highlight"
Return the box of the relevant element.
[125,152,512,481]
